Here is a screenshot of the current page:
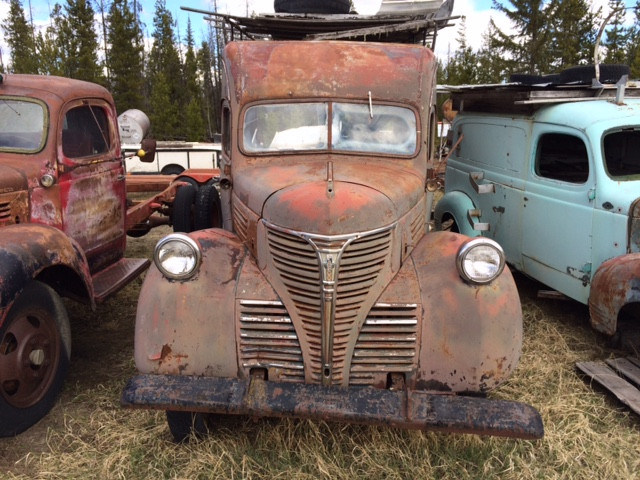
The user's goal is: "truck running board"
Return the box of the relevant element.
[122,374,544,439]
[92,258,150,303]
[576,356,640,416]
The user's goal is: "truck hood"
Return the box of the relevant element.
[234,162,424,235]
[0,163,29,193]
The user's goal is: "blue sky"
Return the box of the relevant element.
[0,0,630,67]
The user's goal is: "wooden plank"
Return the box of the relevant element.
[606,358,640,388]
[576,361,640,416]
[627,356,640,368]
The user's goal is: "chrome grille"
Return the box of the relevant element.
[265,223,394,385]
[350,303,418,385]
[239,300,304,382]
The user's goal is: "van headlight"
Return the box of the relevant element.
[456,238,505,284]
[154,234,201,280]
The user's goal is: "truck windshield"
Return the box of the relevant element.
[604,129,640,179]
[243,102,417,155]
[0,98,45,152]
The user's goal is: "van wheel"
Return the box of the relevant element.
[274,0,351,14]
[0,281,71,437]
[172,185,197,233]
[194,184,222,230]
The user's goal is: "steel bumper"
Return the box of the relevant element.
[122,375,543,439]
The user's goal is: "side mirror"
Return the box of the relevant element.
[138,138,157,163]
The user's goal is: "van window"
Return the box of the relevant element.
[604,129,640,178]
[62,105,110,158]
[535,133,589,183]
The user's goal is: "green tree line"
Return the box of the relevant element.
[1,0,225,141]
[440,0,640,85]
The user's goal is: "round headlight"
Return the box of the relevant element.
[456,238,505,284]
[153,234,201,280]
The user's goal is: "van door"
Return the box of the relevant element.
[522,128,594,303]
[57,100,125,273]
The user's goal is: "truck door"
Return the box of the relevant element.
[522,128,594,304]
[57,100,126,273]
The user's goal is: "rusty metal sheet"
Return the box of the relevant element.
[122,374,543,439]
[589,254,640,336]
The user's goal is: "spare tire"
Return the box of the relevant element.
[274,0,351,14]
[560,64,630,85]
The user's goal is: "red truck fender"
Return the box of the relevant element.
[134,229,247,377]
[0,224,94,325]
[408,230,523,392]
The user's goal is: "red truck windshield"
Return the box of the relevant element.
[0,98,46,152]
[243,102,417,156]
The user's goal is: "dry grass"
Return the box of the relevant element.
[1,228,639,479]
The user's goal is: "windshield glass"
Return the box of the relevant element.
[0,98,46,152]
[604,129,640,179]
[243,102,417,155]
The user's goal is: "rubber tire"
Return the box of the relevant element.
[509,73,544,85]
[174,175,199,189]
[161,165,184,175]
[166,411,210,442]
[0,281,71,437]
[194,184,222,230]
[274,0,351,14]
[171,184,197,233]
[560,64,630,85]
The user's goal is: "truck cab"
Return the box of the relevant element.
[0,74,160,436]
[123,41,542,440]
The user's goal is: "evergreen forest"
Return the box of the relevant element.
[3,0,640,141]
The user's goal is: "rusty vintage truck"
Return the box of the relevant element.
[121,40,543,440]
[0,73,218,436]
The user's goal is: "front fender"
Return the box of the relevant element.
[134,228,248,376]
[589,254,640,335]
[410,231,522,392]
[0,224,92,324]
[434,191,479,237]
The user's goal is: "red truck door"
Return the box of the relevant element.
[56,100,126,273]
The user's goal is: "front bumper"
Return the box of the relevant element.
[122,375,543,439]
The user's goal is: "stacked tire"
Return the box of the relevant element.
[171,177,222,233]
[274,0,351,14]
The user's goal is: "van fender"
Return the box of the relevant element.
[433,190,479,237]
[0,224,93,325]
[589,254,640,336]
[409,231,523,392]
[134,229,248,377]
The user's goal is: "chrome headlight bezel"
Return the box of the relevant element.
[153,233,202,280]
[456,237,506,285]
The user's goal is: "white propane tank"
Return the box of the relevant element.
[117,109,150,144]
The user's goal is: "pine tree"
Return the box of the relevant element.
[35,4,64,76]
[490,0,552,75]
[547,0,599,70]
[183,18,205,141]
[61,0,103,83]
[602,0,629,64]
[628,1,640,77]
[1,0,39,73]
[148,0,184,139]
[442,18,479,85]
[197,41,218,139]
[107,0,145,114]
